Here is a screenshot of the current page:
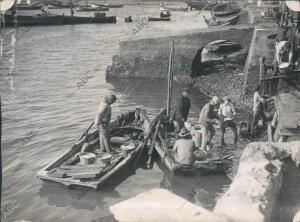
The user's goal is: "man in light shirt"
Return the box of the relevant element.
[251,86,266,136]
[94,94,117,153]
[218,96,237,146]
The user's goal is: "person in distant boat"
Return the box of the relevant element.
[95,94,117,153]
[199,96,220,151]
[171,88,191,133]
[218,96,237,146]
[173,127,195,165]
[41,4,49,15]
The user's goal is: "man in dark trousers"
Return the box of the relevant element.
[171,88,191,133]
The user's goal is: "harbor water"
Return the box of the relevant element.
[0,4,231,222]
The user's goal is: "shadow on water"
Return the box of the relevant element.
[156,155,232,210]
[107,78,208,118]
[38,156,145,210]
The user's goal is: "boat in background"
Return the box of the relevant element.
[125,16,133,22]
[16,3,43,10]
[148,17,171,21]
[160,4,188,12]
[183,0,208,10]
[204,14,240,26]
[37,108,151,189]
[4,13,64,26]
[48,0,75,9]
[76,5,109,11]
[204,39,242,52]
[92,2,124,8]
[211,3,241,17]
[3,12,116,26]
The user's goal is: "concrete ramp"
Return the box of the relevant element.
[109,188,228,222]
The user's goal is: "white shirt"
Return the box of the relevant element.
[218,102,236,121]
[253,91,264,112]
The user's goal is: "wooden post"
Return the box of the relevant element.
[167,41,174,117]
[259,56,265,94]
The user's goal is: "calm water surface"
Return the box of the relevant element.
[0,4,230,222]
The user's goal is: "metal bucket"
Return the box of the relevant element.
[239,121,251,138]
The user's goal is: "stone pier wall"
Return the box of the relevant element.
[106,25,253,79]
[109,142,300,222]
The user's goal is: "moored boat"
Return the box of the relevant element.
[3,13,116,27]
[4,14,64,26]
[37,108,151,189]
[148,17,171,21]
[125,16,133,22]
[160,4,188,12]
[204,39,242,52]
[204,14,240,27]
[76,5,109,11]
[92,2,124,8]
[16,3,43,10]
[211,3,241,17]
[48,1,75,9]
[153,118,232,176]
[183,0,208,10]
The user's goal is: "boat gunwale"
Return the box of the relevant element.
[37,108,150,189]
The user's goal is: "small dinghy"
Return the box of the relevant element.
[211,3,241,17]
[37,108,151,189]
[204,14,240,27]
[204,39,242,52]
[160,4,188,11]
[125,16,133,22]
[148,17,171,21]
[76,5,109,12]
[92,3,124,8]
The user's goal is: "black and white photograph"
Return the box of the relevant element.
[1,0,300,221]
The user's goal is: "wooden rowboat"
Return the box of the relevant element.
[153,116,232,176]
[37,108,151,189]
[204,14,240,27]
[76,6,109,12]
[211,3,241,18]
[204,39,242,52]
[148,17,171,22]
[92,3,124,8]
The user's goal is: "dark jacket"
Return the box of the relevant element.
[171,95,191,123]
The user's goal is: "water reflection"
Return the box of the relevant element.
[108,78,208,119]
[159,161,231,210]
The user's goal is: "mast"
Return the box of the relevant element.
[167,40,174,117]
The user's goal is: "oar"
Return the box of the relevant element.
[132,109,166,169]
[146,120,161,168]
[79,121,94,141]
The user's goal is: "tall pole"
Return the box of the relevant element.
[167,40,174,117]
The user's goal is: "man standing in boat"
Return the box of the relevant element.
[199,96,220,151]
[95,94,117,154]
[171,88,191,133]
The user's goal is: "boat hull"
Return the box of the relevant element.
[16,4,42,10]
[211,3,241,17]
[148,17,171,21]
[154,142,231,176]
[76,7,109,12]
[204,15,240,27]
[3,14,117,27]
[37,109,151,189]
[183,1,208,10]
